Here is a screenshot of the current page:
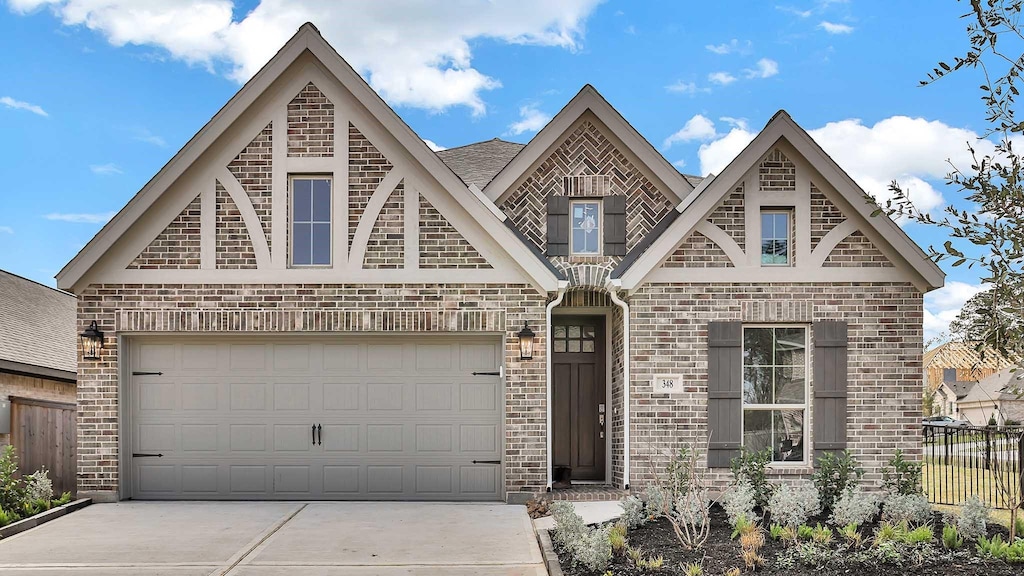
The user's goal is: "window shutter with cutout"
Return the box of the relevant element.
[546,195,569,256]
[813,320,848,462]
[603,194,626,256]
[707,321,743,468]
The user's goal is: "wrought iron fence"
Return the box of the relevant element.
[922,423,1024,509]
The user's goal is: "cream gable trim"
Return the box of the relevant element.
[57,23,559,294]
[483,85,694,204]
[618,111,945,292]
[216,167,271,268]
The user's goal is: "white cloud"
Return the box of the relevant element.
[672,159,686,168]
[924,281,986,342]
[11,0,601,115]
[505,104,551,136]
[776,5,813,18]
[131,127,166,147]
[89,163,122,175]
[44,211,116,224]
[0,96,48,117]
[0,226,13,234]
[696,115,991,214]
[743,58,779,79]
[423,139,446,152]
[665,80,702,95]
[705,39,751,55]
[708,71,737,86]
[719,116,749,131]
[819,21,854,34]
[663,114,717,148]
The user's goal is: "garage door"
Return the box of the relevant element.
[128,336,503,500]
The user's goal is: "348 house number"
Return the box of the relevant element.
[653,375,683,393]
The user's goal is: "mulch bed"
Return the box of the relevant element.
[553,504,1023,576]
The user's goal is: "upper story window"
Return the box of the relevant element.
[742,326,808,463]
[761,210,791,266]
[571,200,601,255]
[291,176,332,266]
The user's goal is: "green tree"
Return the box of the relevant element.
[879,0,1024,364]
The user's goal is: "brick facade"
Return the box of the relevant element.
[419,194,491,269]
[228,122,273,250]
[824,230,893,267]
[708,185,745,251]
[363,183,405,269]
[287,82,334,157]
[215,183,257,269]
[349,123,393,251]
[810,184,844,250]
[664,231,733,267]
[128,193,202,269]
[759,148,797,192]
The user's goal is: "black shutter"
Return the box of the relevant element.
[813,321,849,462]
[604,194,626,256]
[547,195,570,256]
[707,321,743,468]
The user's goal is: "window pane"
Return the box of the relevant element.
[553,326,566,339]
[582,340,595,352]
[292,223,311,265]
[568,340,581,353]
[775,327,806,365]
[568,326,581,338]
[582,326,595,338]
[312,180,331,222]
[743,410,772,454]
[311,223,331,265]
[743,328,773,366]
[774,213,789,238]
[294,182,312,223]
[774,366,806,404]
[774,410,804,462]
[761,212,774,238]
[554,340,566,353]
[743,367,773,404]
[572,229,589,253]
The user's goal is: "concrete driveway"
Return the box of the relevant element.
[0,502,546,575]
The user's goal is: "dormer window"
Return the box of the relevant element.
[571,200,601,255]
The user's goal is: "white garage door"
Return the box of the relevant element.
[128,336,503,500]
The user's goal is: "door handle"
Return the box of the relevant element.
[132,453,163,458]
[312,424,316,445]
[317,424,322,446]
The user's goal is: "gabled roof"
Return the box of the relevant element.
[962,368,1024,403]
[482,85,695,203]
[612,110,946,292]
[0,269,77,381]
[924,341,1016,372]
[437,139,525,190]
[57,23,561,293]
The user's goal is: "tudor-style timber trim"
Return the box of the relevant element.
[57,23,560,294]
[615,110,945,292]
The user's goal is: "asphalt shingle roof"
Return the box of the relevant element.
[436,138,525,190]
[0,270,77,375]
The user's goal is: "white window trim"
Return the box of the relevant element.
[570,199,602,256]
[760,209,792,267]
[289,174,333,268]
[740,324,810,467]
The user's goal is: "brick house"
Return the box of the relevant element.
[57,24,943,503]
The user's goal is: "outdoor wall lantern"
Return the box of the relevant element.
[517,321,536,360]
[80,320,104,361]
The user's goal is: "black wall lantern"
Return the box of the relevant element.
[80,321,104,361]
[517,321,536,360]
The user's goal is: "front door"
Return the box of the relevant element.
[552,315,606,482]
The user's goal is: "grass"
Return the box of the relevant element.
[923,460,1021,520]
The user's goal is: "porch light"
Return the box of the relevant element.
[80,320,104,361]
[517,321,536,360]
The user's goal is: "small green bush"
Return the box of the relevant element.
[797,524,814,541]
[942,524,963,549]
[721,478,758,529]
[954,495,988,541]
[830,487,880,527]
[730,447,773,508]
[976,534,1024,562]
[619,495,647,529]
[812,450,864,512]
[882,493,932,526]
[881,449,923,496]
[811,523,833,545]
[905,525,934,544]
[769,523,786,540]
[768,481,821,528]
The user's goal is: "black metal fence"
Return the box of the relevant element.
[923,424,1024,509]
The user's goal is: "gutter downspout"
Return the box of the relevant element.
[607,279,630,490]
[545,280,569,491]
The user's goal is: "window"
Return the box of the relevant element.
[760,210,791,266]
[291,176,331,266]
[742,326,807,463]
[553,324,597,353]
[570,200,601,255]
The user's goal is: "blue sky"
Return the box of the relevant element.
[0,0,991,342]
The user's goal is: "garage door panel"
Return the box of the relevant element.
[131,337,502,500]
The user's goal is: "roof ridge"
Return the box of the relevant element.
[436,138,526,154]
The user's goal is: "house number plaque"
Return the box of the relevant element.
[653,375,683,394]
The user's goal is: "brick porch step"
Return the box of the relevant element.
[543,485,630,502]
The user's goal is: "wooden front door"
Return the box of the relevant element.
[10,397,77,496]
[552,315,606,481]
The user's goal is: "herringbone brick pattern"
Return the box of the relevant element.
[228,122,273,251]
[128,193,202,269]
[499,120,674,256]
[287,82,334,157]
[364,182,404,269]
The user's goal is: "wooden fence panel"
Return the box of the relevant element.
[10,397,77,497]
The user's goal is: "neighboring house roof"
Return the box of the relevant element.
[924,341,1015,373]
[961,368,1024,404]
[0,269,77,381]
[682,174,705,188]
[941,380,975,400]
[437,139,525,190]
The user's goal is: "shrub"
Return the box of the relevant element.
[830,487,880,527]
[551,501,584,547]
[942,524,964,549]
[24,469,53,503]
[811,450,864,512]
[643,485,666,518]
[954,495,988,541]
[730,447,773,507]
[550,502,612,572]
[873,521,904,546]
[977,534,1024,562]
[0,506,13,527]
[905,525,934,544]
[682,561,704,576]
[0,445,25,514]
[54,492,72,506]
[608,523,627,553]
[721,478,758,528]
[738,524,766,569]
[619,495,647,529]
[881,449,923,496]
[882,493,932,526]
[768,481,821,528]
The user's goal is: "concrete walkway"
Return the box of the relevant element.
[0,501,546,575]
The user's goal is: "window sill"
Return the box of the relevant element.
[767,465,813,475]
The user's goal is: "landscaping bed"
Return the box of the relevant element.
[552,504,1022,576]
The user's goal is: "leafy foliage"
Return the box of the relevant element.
[955,495,989,540]
[978,534,1024,562]
[882,494,933,526]
[619,495,647,530]
[942,524,964,550]
[0,445,25,514]
[729,447,773,508]
[881,450,923,496]
[24,469,53,503]
[811,450,864,512]
[550,501,612,572]
[830,487,881,527]
[768,481,822,529]
[721,478,759,529]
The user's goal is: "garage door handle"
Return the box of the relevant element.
[317,424,322,446]
[472,371,500,376]
[312,424,316,445]
[472,460,500,464]
[133,453,163,458]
